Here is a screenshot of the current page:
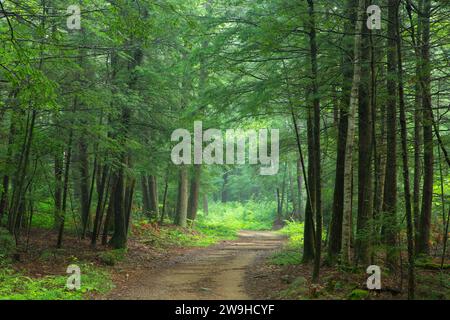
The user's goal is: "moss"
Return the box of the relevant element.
[348,289,369,300]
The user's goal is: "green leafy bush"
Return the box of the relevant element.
[0,227,16,260]
[348,289,369,300]
[277,221,305,248]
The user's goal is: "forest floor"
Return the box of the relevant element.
[105,230,286,299]
[2,223,448,300]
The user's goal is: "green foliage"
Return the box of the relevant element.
[0,227,16,260]
[98,249,127,266]
[348,289,369,300]
[197,201,277,231]
[133,219,237,248]
[0,264,113,300]
[278,276,309,300]
[416,272,450,300]
[270,249,302,266]
[277,221,305,248]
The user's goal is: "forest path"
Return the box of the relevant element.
[108,230,285,300]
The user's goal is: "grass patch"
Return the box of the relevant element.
[98,249,127,266]
[133,219,238,248]
[197,201,277,231]
[270,249,302,266]
[0,264,114,300]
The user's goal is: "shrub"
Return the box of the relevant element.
[348,289,369,300]
[98,249,127,266]
[0,227,16,260]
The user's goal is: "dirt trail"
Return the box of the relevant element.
[108,230,285,300]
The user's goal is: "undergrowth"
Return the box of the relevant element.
[0,263,114,300]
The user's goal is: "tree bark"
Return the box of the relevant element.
[188,165,201,223]
[355,10,373,266]
[175,166,188,227]
[382,0,399,270]
[148,175,159,217]
[327,0,356,265]
[341,0,365,266]
[418,0,433,255]
[303,107,315,263]
[396,1,415,298]
[141,175,151,216]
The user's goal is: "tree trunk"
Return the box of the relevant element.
[187,165,201,223]
[355,12,373,266]
[296,158,303,221]
[306,0,322,282]
[57,129,73,248]
[109,170,127,249]
[288,164,299,220]
[327,0,356,265]
[382,0,399,270]
[0,119,16,226]
[78,137,90,237]
[303,107,315,263]
[91,165,109,247]
[411,0,423,252]
[175,166,188,227]
[418,0,433,256]
[396,2,415,298]
[141,175,151,216]
[341,0,365,266]
[148,175,159,217]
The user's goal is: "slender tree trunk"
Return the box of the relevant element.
[188,165,201,223]
[396,2,415,298]
[148,175,159,217]
[57,130,73,248]
[418,0,433,255]
[175,166,188,227]
[412,0,423,251]
[141,175,151,216]
[296,159,303,221]
[102,180,115,246]
[303,107,315,263]
[288,164,299,219]
[355,11,373,266]
[125,178,135,232]
[307,0,322,282]
[382,0,399,270]
[109,169,127,249]
[91,165,109,247]
[327,0,356,265]
[78,137,90,236]
[53,151,63,229]
[160,176,169,224]
[341,0,365,266]
[0,119,16,226]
